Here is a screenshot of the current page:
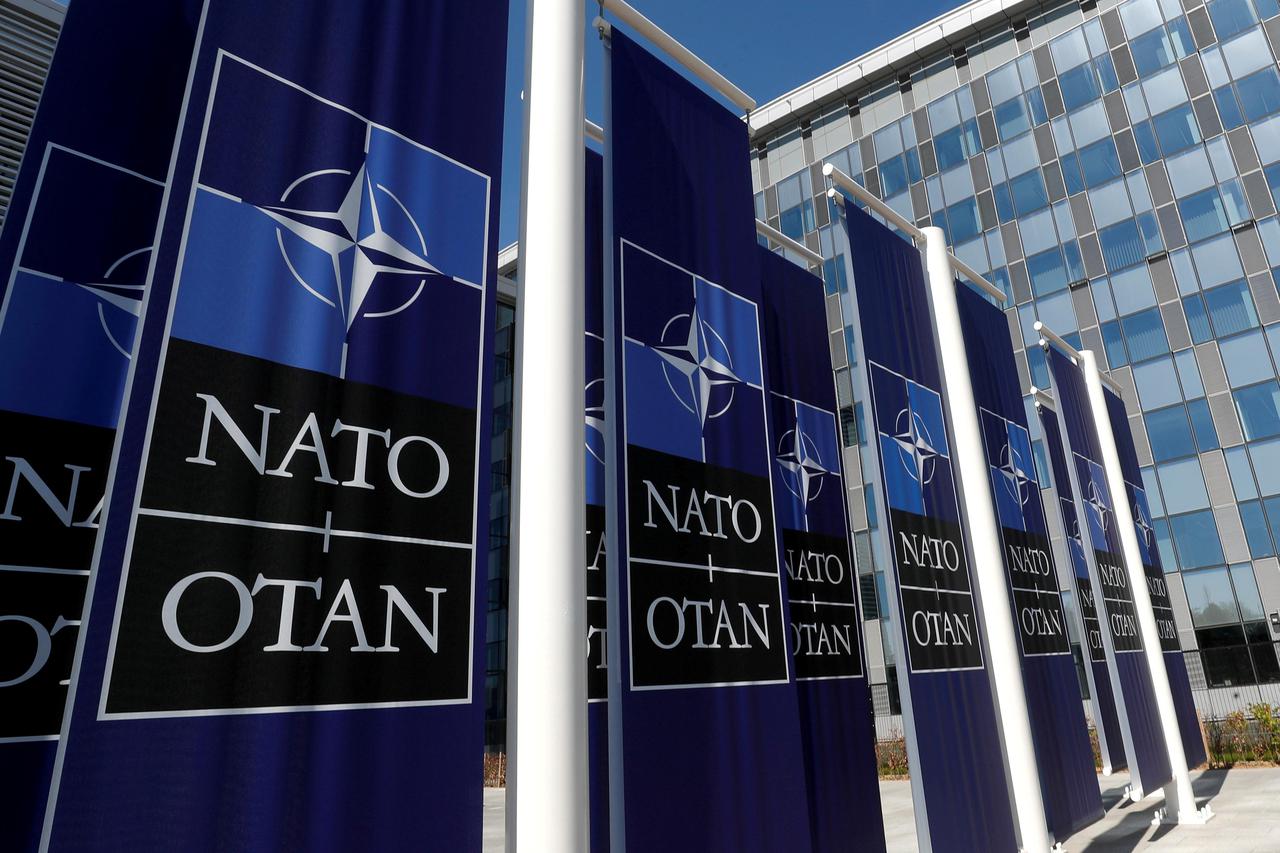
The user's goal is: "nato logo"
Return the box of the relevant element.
[620,239,765,474]
[170,54,490,407]
[586,333,604,504]
[1132,486,1156,563]
[0,144,162,428]
[870,362,951,517]
[1076,455,1112,548]
[772,396,840,533]
[981,409,1037,532]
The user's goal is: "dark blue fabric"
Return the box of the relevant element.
[605,31,811,853]
[1044,347,1173,795]
[759,248,886,852]
[1101,388,1207,769]
[0,3,199,851]
[42,3,507,850]
[1038,409,1128,774]
[841,202,1017,852]
[584,147,609,853]
[955,286,1101,841]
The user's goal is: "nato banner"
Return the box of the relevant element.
[840,203,1016,852]
[1044,345,1172,797]
[1101,386,1206,769]
[1037,405,1127,775]
[603,30,812,853]
[0,2,199,850]
[759,247,885,852]
[584,146,609,853]
[41,2,506,849]
[955,287,1100,840]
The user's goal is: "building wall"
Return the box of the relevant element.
[752,0,1280,713]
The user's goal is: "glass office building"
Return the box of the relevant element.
[6,0,1280,750]
[745,0,1280,724]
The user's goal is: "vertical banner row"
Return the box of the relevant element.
[1036,405,1128,775]
[839,203,1017,852]
[0,2,200,851]
[42,2,508,850]
[603,28,813,853]
[953,287,1101,840]
[1100,387,1206,769]
[758,247,886,852]
[585,146,610,853]
[1044,345,1173,798]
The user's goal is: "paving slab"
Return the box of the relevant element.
[481,766,1280,851]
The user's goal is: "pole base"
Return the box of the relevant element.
[1151,804,1214,827]
[1124,784,1145,803]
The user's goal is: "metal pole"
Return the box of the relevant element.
[594,0,755,111]
[755,218,824,266]
[1078,350,1213,827]
[506,0,589,848]
[920,226,1053,852]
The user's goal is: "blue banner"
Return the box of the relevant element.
[0,2,199,850]
[839,203,1016,852]
[1037,405,1127,774]
[604,30,812,852]
[759,248,885,852]
[1044,345,1173,796]
[955,287,1100,840]
[585,146,609,853]
[41,3,506,849]
[1101,386,1206,769]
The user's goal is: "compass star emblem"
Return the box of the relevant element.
[1134,500,1154,548]
[1086,479,1109,532]
[1068,515,1085,555]
[999,442,1033,507]
[892,407,939,485]
[75,246,150,359]
[585,377,606,465]
[256,163,441,334]
[653,303,740,426]
[777,427,830,507]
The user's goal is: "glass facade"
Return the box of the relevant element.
[751,0,1280,708]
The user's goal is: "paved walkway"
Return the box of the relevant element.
[482,766,1280,851]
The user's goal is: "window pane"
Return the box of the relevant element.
[1191,233,1245,287]
[1179,187,1231,242]
[1204,280,1259,335]
[1222,28,1273,79]
[995,96,1031,140]
[1027,248,1069,296]
[1184,295,1214,342]
[1010,169,1049,213]
[1122,307,1171,361]
[1099,219,1148,270]
[1159,457,1211,513]
[1134,357,1184,409]
[946,198,981,243]
[1231,563,1266,622]
[1170,510,1226,568]
[1207,0,1259,40]
[1188,397,1220,450]
[1146,405,1198,460]
[1183,566,1239,626]
[1079,138,1123,187]
[1102,320,1129,366]
[1220,330,1275,387]
[1217,85,1247,130]
[880,155,909,197]
[1153,104,1201,154]
[1237,68,1280,122]
[1235,381,1280,440]
[1240,500,1275,557]
[1166,147,1216,198]
[1060,63,1102,111]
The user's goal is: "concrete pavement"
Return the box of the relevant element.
[482,766,1280,851]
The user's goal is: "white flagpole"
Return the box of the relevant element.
[920,226,1054,853]
[507,0,589,848]
[1078,350,1212,827]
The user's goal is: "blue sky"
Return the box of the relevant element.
[497,0,956,245]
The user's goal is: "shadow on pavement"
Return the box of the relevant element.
[1081,769,1230,852]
